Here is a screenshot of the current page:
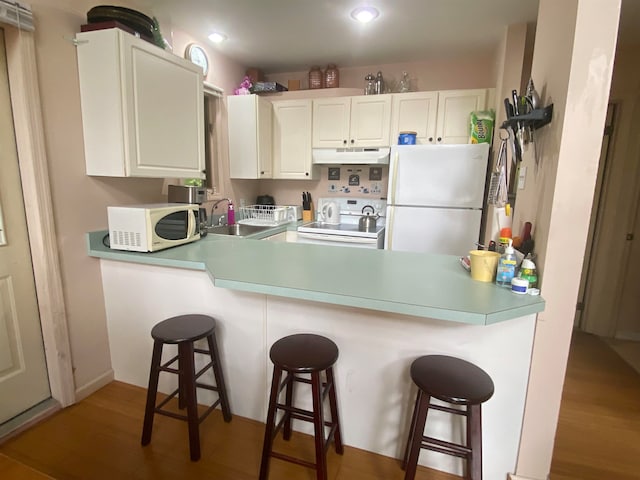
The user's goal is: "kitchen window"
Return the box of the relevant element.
[185,83,224,194]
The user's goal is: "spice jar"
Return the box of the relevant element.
[309,66,323,89]
[325,64,339,88]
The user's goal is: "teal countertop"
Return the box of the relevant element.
[87,230,544,325]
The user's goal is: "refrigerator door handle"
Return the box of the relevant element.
[386,207,395,250]
[389,150,400,204]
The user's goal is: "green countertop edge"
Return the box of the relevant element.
[87,230,545,325]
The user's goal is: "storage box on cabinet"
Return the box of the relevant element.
[312,94,392,148]
[76,28,205,178]
[228,95,273,179]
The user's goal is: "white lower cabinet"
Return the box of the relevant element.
[228,95,273,179]
[76,28,204,178]
[390,89,489,145]
[272,99,316,179]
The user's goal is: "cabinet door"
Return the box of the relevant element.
[435,89,487,144]
[123,34,204,177]
[312,97,350,148]
[350,94,392,147]
[77,29,204,178]
[228,95,272,179]
[273,100,314,179]
[390,91,438,145]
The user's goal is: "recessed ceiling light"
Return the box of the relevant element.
[350,6,379,23]
[208,32,227,43]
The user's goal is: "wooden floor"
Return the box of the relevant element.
[549,331,640,480]
[0,330,638,479]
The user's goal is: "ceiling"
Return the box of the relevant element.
[148,0,639,74]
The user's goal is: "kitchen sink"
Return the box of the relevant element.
[206,224,272,237]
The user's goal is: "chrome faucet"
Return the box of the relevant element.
[209,198,231,226]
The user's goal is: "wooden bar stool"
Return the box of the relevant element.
[141,314,232,461]
[259,333,344,480]
[402,355,494,480]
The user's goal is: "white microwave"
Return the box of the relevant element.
[107,203,201,252]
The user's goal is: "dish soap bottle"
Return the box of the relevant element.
[227,200,235,225]
[496,239,517,287]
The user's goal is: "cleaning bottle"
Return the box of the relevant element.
[496,239,517,287]
[518,258,538,289]
[227,200,235,225]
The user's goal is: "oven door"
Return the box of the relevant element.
[296,231,380,249]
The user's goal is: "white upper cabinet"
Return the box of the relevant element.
[391,89,488,145]
[228,95,273,179]
[272,99,316,179]
[390,91,438,144]
[76,28,204,178]
[312,95,391,148]
[435,89,488,144]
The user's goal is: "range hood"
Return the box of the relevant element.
[312,147,390,165]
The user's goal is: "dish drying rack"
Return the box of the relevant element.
[238,205,295,226]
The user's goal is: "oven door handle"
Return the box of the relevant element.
[296,232,378,244]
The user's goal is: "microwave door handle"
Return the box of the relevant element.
[188,209,197,236]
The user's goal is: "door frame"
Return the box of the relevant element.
[4,27,75,407]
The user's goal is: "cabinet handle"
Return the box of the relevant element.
[305,172,309,176]
[260,171,265,175]
[437,137,442,142]
[428,137,433,142]
[350,139,355,144]
[343,139,347,145]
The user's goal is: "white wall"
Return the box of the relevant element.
[28,0,246,398]
[514,0,620,478]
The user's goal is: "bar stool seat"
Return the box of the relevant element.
[259,333,343,480]
[141,314,232,461]
[402,355,494,480]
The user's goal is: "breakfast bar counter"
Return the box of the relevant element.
[87,231,544,325]
[87,231,544,479]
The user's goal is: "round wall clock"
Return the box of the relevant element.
[185,43,209,76]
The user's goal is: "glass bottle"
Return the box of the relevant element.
[325,64,339,88]
[364,73,375,95]
[398,71,410,93]
[309,66,323,89]
[375,71,384,94]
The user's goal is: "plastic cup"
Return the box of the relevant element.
[469,250,501,282]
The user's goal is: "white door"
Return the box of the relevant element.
[0,30,50,424]
[350,94,392,147]
[389,144,489,208]
[391,91,438,145]
[273,99,314,179]
[385,206,482,256]
[312,97,350,148]
[435,89,487,144]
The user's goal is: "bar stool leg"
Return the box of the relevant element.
[311,371,327,480]
[178,352,186,410]
[180,342,201,461]
[326,366,343,454]
[260,366,283,480]
[283,372,295,441]
[403,391,430,480]
[207,333,232,422]
[467,404,483,480]
[141,340,163,446]
[402,389,421,470]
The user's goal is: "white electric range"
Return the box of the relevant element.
[297,197,386,249]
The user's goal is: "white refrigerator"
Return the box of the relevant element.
[384,143,490,255]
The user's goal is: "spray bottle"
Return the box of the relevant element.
[227,200,235,225]
[496,239,517,287]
